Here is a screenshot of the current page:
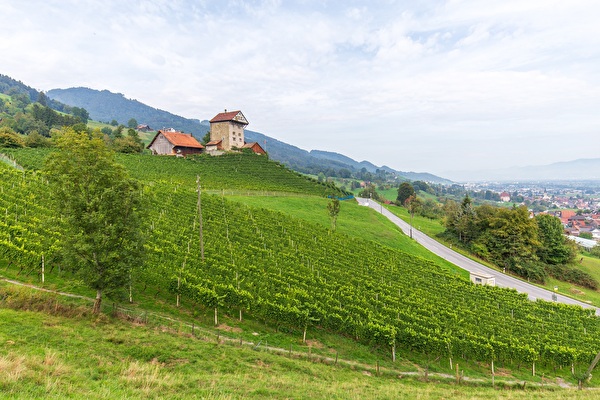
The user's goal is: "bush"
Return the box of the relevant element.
[545,264,598,290]
[0,127,24,148]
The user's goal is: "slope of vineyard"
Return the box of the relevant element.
[1,149,600,385]
[0,148,349,197]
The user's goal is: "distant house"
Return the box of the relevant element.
[147,129,204,156]
[241,142,266,155]
[136,124,152,132]
[500,192,511,202]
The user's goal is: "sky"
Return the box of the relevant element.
[2,0,600,180]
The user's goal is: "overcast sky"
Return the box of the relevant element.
[2,0,599,179]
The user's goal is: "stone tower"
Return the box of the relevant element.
[209,110,249,151]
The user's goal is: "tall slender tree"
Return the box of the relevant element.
[327,198,341,231]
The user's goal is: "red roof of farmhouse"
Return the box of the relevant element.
[159,130,204,148]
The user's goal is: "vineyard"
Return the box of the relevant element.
[2,149,600,382]
[0,148,349,197]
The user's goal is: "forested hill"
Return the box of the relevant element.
[47,87,203,135]
[46,86,451,183]
[0,74,70,112]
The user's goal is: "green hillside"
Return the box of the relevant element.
[2,147,600,396]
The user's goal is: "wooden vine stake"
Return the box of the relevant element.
[41,253,45,284]
[303,324,307,344]
[455,363,460,384]
[583,350,600,384]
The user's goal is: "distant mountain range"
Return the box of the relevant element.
[47,87,452,184]
[446,158,600,182]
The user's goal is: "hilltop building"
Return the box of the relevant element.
[147,129,204,156]
[208,110,265,155]
[209,110,249,151]
[147,111,265,157]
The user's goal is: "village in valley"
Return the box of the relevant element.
[465,181,600,247]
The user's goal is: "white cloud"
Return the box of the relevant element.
[2,0,600,178]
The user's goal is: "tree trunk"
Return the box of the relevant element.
[93,289,102,314]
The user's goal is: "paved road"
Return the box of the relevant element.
[356,197,600,315]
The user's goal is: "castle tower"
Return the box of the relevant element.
[209,110,249,151]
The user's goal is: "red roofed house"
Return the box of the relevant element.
[241,142,266,155]
[147,128,204,156]
[500,192,511,202]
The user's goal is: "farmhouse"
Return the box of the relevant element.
[147,129,204,156]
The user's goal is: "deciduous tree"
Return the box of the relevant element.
[43,128,145,313]
[397,182,415,206]
[327,198,341,231]
[536,214,575,265]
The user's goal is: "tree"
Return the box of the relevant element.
[405,195,422,238]
[43,128,145,314]
[201,131,211,145]
[397,182,415,206]
[327,198,341,231]
[71,106,90,123]
[37,91,48,106]
[127,118,138,129]
[535,214,575,265]
[473,206,543,281]
[358,183,381,201]
[113,124,125,138]
[110,119,118,126]
[112,129,144,153]
[24,130,50,148]
[100,127,113,136]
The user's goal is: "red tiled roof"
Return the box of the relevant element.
[160,130,204,148]
[206,140,222,146]
[209,110,248,124]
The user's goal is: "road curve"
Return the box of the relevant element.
[356,197,600,315]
